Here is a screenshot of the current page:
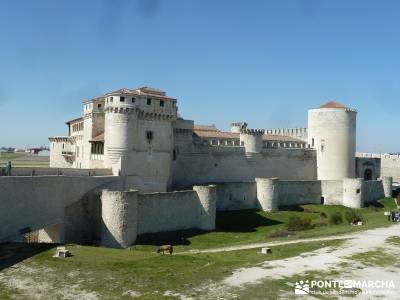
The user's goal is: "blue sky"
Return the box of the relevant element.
[0,0,399,152]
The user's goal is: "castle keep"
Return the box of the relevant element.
[0,87,396,248]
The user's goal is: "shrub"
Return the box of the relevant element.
[329,212,343,225]
[320,212,327,218]
[344,210,364,224]
[269,230,292,238]
[286,216,314,231]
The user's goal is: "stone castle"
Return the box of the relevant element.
[49,86,395,189]
[1,86,398,248]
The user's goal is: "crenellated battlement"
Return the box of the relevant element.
[345,107,358,113]
[265,127,307,135]
[265,127,308,142]
[356,152,400,160]
[240,128,265,135]
[104,106,176,121]
[230,122,247,127]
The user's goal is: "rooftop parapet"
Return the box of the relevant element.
[240,129,265,135]
[356,152,400,160]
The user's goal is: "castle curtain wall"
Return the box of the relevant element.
[171,145,317,190]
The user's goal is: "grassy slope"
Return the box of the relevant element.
[141,198,395,252]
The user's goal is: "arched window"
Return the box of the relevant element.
[364,169,373,181]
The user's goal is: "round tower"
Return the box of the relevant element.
[103,92,137,173]
[381,176,393,198]
[342,178,364,208]
[255,178,279,211]
[308,101,357,180]
[230,122,247,133]
[101,189,138,248]
[193,185,217,231]
[240,128,265,153]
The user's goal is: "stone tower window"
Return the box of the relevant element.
[147,98,152,105]
[160,100,164,107]
[120,97,125,102]
[132,97,135,103]
[146,131,154,140]
[98,103,102,108]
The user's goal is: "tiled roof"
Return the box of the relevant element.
[319,101,347,109]
[193,125,218,132]
[194,130,239,139]
[90,133,104,142]
[104,87,176,100]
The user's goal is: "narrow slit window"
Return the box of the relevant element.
[146,131,153,140]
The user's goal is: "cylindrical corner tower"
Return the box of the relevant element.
[381,176,393,198]
[255,178,279,211]
[193,185,217,231]
[308,101,357,180]
[103,94,137,174]
[101,189,138,248]
[240,129,265,153]
[342,178,364,208]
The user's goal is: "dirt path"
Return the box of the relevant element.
[216,224,400,299]
[179,234,357,255]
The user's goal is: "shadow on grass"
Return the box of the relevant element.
[136,210,283,245]
[216,209,282,232]
[365,202,384,209]
[0,242,55,272]
[136,229,207,246]
[278,205,305,212]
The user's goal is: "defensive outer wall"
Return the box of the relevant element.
[101,176,391,247]
[0,173,392,248]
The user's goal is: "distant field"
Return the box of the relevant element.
[0,152,49,168]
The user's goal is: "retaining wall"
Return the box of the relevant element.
[0,175,122,242]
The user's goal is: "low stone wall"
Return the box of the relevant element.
[1,167,113,177]
[277,180,322,206]
[321,180,343,205]
[138,191,208,234]
[100,185,217,248]
[363,180,385,204]
[215,182,257,211]
[213,177,388,212]
[0,175,122,243]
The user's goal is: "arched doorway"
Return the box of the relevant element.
[364,169,373,181]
